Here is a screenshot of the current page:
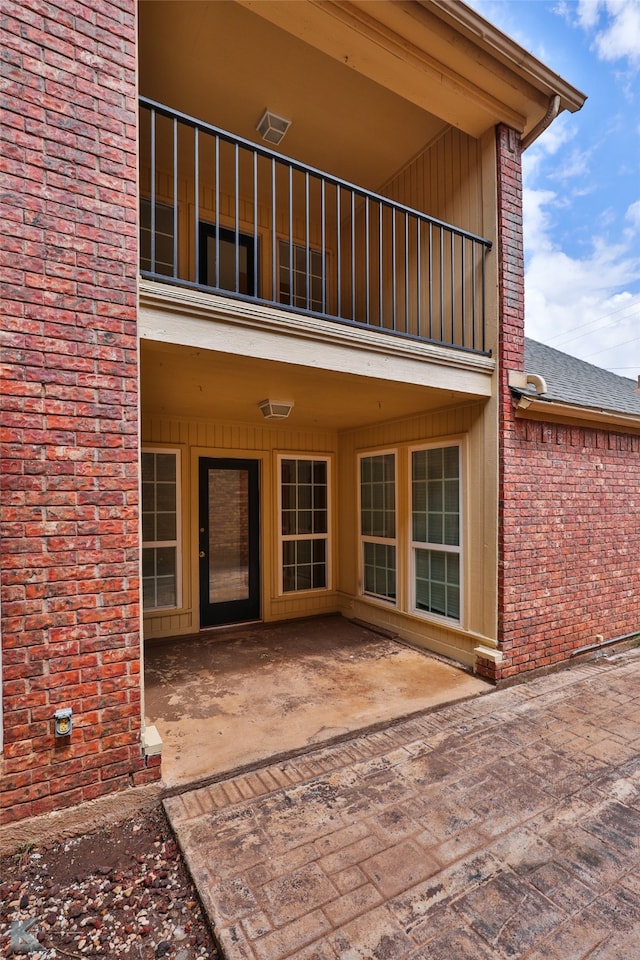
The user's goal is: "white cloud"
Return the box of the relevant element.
[549,146,593,182]
[523,183,640,373]
[468,0,640,373]
[626,199,640,230]
[573,0,601,30]
[525,269,640,375]
[521,115,578,186]
[576,0,640,67]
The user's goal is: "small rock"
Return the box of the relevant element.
[68,902,83,919]
[19,894,29,909]
[155,941,170,958]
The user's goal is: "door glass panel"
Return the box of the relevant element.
[199,225,256,295]
[208,468,249,603]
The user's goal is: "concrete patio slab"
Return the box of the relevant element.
[165,649,640,959]
[145,616,489,788]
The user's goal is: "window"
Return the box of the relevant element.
[411,445,461,621]
[199,224,257,296]
[278,240,324,312]
[279,457,330,593]
[142,449,181,610]
[359,452,396,602]
[140,198,175,277]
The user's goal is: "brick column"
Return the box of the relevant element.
[1,0,158,825]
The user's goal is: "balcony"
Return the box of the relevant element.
[139,98,492,356]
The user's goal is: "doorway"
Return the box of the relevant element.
[198,458,260,627]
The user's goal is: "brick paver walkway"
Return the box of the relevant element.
[165,651,640,959]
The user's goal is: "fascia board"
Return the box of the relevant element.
[426,0,586,114]
[514,395,640,434]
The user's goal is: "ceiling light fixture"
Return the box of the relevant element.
[258,399,294,420]
[256,110,291,146]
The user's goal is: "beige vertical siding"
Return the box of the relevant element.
[383,128,483,235]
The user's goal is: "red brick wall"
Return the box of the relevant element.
[485,125,640,682]
[1,0,159,826]
[499,420,640,679]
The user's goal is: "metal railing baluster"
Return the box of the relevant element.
[365,196,370,325]
[172,117,177,279]
[150,108,155,273]
[391,206,397,332]
[321,179,326,315]
[215,136,220,289]
[404,213,409,335]
[416,217,422,339]
[305,172,310,310]
[351,190,356,322]
[271,157,276,303]
[194,126,199,285]
[253,151,258,297]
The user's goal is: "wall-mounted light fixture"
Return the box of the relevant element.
[256,110,291,146]
[54,707,73,738]
[258,399,294,420]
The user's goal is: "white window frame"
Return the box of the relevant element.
[277,239,327,313]
[140,197,176,277]
[357,449,398,606]
[409,441,463,625]
[141,446,182,612]
[277,454,332,595]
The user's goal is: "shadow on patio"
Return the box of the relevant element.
[144,615,492,790]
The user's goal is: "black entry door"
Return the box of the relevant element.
[198,458,260,627]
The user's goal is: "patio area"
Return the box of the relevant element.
[144,615,491,790]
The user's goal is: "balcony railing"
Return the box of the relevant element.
[139,98,492,355]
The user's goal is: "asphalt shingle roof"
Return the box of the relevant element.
[522,338,640,418]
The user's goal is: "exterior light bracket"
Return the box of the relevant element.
[54,707,73,738]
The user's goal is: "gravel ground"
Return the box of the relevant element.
[0,805,220,960]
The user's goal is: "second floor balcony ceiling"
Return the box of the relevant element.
[139,97,492,356]
[137,0,586,358]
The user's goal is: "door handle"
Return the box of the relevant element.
[199,551,205,558]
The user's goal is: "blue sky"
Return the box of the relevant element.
[467,0,640,377]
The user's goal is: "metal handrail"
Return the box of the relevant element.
[139,97,492,355]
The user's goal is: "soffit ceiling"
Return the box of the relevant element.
[138,1,585,192]
[140,340,473,431]
[138,1,448,192]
